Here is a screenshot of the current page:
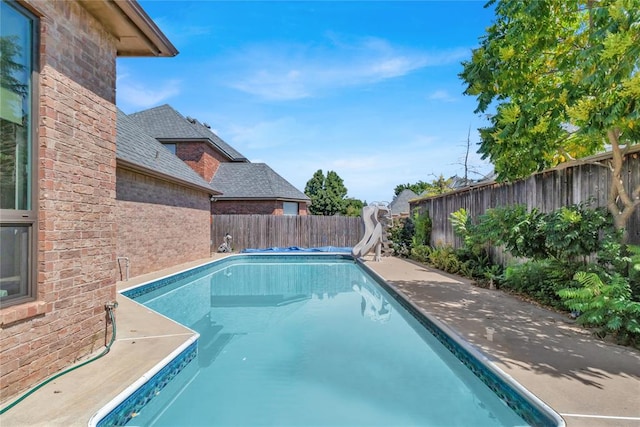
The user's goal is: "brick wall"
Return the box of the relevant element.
[176,142,227,183]
[211,200,309,215]
[116,168,211,278]
[211,200,280,215]
[0,1,118,401]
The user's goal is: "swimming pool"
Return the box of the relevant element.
[94,254,563,426]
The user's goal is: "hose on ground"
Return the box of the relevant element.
[0,303,117,415]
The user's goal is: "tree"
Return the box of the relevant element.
[460,0,640,234]
[344,197,365,217]
[395,175,454,198]
[304,169,348,215]
[425,175,454,196]
[394,181,431,196]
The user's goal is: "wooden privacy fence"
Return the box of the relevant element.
[411,146,640,259]
[211,214,363,252]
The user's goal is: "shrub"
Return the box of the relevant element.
[544,204,615,262]
[451,202,616,263]
[389,216,413,257]
[427,246,462,274]
[410,244,431,263]
[454,246,495,281]
[501,260,572,308]
[412,210,432,248]
[558,272,640,346]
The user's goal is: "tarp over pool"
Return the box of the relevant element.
[241,246,352,253]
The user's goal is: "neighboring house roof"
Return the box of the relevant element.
[389,189,418,216]
[211,163,310,203]
[450,176,474,190]
[128,104,247,162]
[450,172,497,190]
[116,109,219,194]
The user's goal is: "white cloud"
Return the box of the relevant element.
[226,117,311,150]
[428,90,458,103]
[220,36,468,101]
[116,73,181,109]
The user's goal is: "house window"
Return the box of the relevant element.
[163,143,176,155]
[283,201,299,216]
[1,0,38,306]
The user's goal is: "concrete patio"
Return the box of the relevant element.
[1,254,638,426]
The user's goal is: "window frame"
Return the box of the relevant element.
[162,143,177,155]
[282,201,299,216]
[0,0,39,307]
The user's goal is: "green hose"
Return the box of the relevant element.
[0,304,117,415]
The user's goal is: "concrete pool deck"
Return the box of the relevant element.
[1,254,639,426]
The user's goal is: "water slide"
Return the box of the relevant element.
[352,204,389,261]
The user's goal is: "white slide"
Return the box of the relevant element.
[352,205,388,260]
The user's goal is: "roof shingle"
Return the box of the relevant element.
[127,104,247,161]
[389,189,418,215]
[211,163,310,202]
[116,109,216,193]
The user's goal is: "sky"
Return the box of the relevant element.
[116,1,497,204]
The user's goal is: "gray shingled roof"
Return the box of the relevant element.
[127,104,247,162]
[116,109,217,193]
[211,163,310,202]
[389,189,418,215]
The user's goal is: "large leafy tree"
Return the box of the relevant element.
[460,0,640,233]
[304,169,349,215]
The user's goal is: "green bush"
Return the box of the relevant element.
[427,246,462,274]
[502,260,572,308]
[412,210,432,248]
[389,216,413,257]
[450,202,615,263]
[454,246,496,281]
[410,244,431,263]
[559,272,640,346]
[593,241,639,301]
[628,245,640,301]
[448,202,639,347]
[544,204,615,262]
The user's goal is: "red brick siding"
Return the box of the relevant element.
[211,200,279,215]
[211,200,309,215]
[116,168,211,278]
[1,0,118,402]
[175,142,226,183]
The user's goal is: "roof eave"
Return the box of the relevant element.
[213,197,310,203]
[157,138,247,162]
[117,158,222,195]
[78,0,178,57]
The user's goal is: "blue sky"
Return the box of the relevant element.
[116,1,496,204]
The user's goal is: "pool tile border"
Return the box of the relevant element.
[121,253,354,300]
[89,337,198,427]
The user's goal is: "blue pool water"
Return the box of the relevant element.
[109,255,557,427]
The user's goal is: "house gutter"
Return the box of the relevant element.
[212,197,310,203]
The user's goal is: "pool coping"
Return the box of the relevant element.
[91,253,565,427]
